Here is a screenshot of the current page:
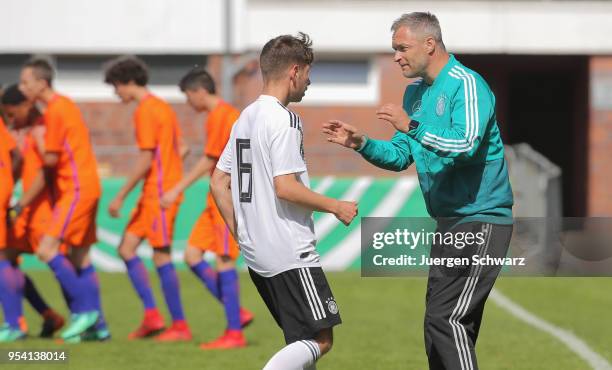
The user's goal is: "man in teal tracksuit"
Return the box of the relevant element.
[324,12,513,370]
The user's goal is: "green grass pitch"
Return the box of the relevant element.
[1,272,611,369]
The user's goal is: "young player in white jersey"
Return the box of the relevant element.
[211,32,358,370]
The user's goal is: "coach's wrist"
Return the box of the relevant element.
[355,135,368,152]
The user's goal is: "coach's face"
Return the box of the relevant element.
[289,64,311,103]
[19,67,46,102]
[392,26,430,79]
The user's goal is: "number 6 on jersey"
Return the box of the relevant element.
[236,138,252,203]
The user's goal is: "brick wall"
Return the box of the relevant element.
[589,57,612,216]
[82,54,416,179]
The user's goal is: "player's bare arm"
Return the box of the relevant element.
[9,146,22,182]
[178,137,190,160]
[160,154,216,208]
[17,125,47,210]
[15,170,44,212]
[210,168,237,238]
[108,149,153,218]
[273,173,358,226]
[31,124,46,153]
[42,151,59,202]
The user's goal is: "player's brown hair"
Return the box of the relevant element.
[104,56,149,86]
[178,66,216,94]
[1,84,28,106]
[259,32,314,81]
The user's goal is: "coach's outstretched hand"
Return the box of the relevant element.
[323,120,365,150]
[334,200,358,226]
[376,103,411,133]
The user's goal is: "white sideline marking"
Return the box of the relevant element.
[321,176,418,270]
[314,176,373,241]
[97,227,121,246]
[313,176,335,194]
[90,248,125,272]
[490,289,612,370]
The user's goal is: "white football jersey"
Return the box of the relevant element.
[216,95,320,277]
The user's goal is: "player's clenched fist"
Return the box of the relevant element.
[108,197,123,218]
[322,120,366,150]
[333,200,358,226]
[160,188,179,209]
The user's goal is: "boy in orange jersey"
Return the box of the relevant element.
[0,89,26,342]
[160,66,253,349]
[0,86,20,256]
[0,84,75,341]
[0,111,18,256]
[104,56,191,341]
[19,58,106,341]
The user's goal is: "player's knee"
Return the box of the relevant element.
[317,337,333,355]
[183,246,201,266]
[36,236,59,262]
[216,255,235,270]
[69,248,90,269]
[152,247,171,266]
[315,329,334,355]
[118,233,143,261]
[36,248,54,262]
[117,245,134,261]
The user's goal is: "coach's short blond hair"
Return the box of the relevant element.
[391,12,446,50]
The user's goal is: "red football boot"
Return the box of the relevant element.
[199,329,247,350]
[154,320,192,342]
[18,316,29,334]
[128,309,165,340]
[239,308,254,328]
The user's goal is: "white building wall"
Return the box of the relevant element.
[245,1,612,55]
[1,0,612,55]
[0,0,226,54]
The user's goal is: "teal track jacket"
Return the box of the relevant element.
[358,55,513,222]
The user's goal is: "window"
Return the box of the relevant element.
[0,55,30,88]
[56,55,207,102]
[0,54,208,102]
[301,58,380,106]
